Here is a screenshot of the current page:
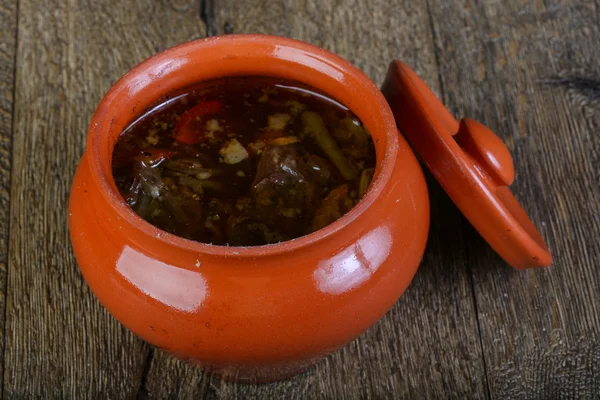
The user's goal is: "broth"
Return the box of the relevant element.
[112,77,376,246]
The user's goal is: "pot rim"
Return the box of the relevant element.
[86,34,400,257]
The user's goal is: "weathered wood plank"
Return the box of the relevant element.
[4,0,206,397]
[7,0,596,397]
[426,0,600,397]
[0,0,18,397]
[140,1,488,398]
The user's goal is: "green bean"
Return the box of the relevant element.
[162,194,188,223]
[301,111,357,180]
[133,193,153,218]
[145,199,161,219]
[138,164,164,199]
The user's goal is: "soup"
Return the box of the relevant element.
[112,77,376,246]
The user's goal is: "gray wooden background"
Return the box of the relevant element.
[0,0,598,398]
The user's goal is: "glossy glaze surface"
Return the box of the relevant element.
[382,61,551,269]
[69,35,429,381]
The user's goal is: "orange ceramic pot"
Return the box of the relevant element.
[69,35,429,382]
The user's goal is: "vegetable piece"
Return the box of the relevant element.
[177,174,225,194]
[234,197,250,211]
[358,168,375,198]
[163,158,218,179]
[301,111,357,180]
[332,117,372,160]
[256,130,286,142]
[162,194,189,223]
[159,190,206,241]
[219,139,249,164]
[251,144,321,236]
[137,163,165,199]
[267,113,291,131]
[250,132,301,152]
[311,184,354,232]
[122,176,142,207]
[205,217,225,244]
[258,223,286,244]
[286,100,306,116]
[305,154,333,186]
[332,118,370,145]
[225,215,263,246]
[205,119,222,132]
[135,149,175,167]
[133,193,152,216]
[174,100,224,144]
[209,198,234,216]
[134,195,160,219]
[176,147,219,167]
[247,141,266,156]
[270,136,300,146]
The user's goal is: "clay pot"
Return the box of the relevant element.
[69,34,549,382]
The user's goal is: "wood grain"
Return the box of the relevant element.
[140,1,488,398]
[4,0,206,397]
[0,0,17,397]
[2,0,599,398]
[425,0,600,397]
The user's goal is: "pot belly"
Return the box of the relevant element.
[68,142,429,382]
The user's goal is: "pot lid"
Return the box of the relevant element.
[381,61,551,270]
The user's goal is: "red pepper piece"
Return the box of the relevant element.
[174,100,224,144]
[135,149,175,166]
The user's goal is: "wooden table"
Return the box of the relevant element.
[1,0,598,398]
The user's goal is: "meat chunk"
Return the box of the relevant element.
[305,154,333,187]
[251,143,321,236]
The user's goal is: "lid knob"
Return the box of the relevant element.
[455,119,515,186]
